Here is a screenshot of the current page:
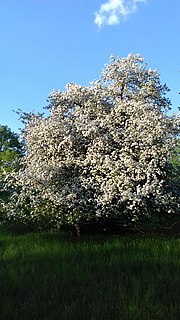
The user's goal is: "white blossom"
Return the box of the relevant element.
[3,54,180,226]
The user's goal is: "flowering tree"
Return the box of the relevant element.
[3,54,180,229]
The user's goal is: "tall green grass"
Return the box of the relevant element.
[0,226,179,320]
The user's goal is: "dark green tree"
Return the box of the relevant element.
[170,139,180,197]
[0,125,23,199]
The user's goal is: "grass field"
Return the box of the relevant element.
[0,226,179,320]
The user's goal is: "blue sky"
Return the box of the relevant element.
[0,0,180,133]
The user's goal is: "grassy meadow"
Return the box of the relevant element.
[0,225,179,320]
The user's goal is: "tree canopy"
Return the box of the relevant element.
[3,54,180,229]
[0,125,23,203]
[0,125,23,172]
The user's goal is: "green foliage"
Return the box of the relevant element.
[0,124,23,173]
[168,140,180,198]
[171,142,180,178]
[0,125,24,204]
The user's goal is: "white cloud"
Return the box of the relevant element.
[94,0,147,27]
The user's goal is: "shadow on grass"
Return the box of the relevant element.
[0,222,37,235]
[0,227,179,320]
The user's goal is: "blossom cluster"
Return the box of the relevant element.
[3,54,180,226]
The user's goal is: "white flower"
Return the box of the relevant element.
[4,54,179,225]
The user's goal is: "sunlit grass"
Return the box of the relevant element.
[0,226,179,320]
